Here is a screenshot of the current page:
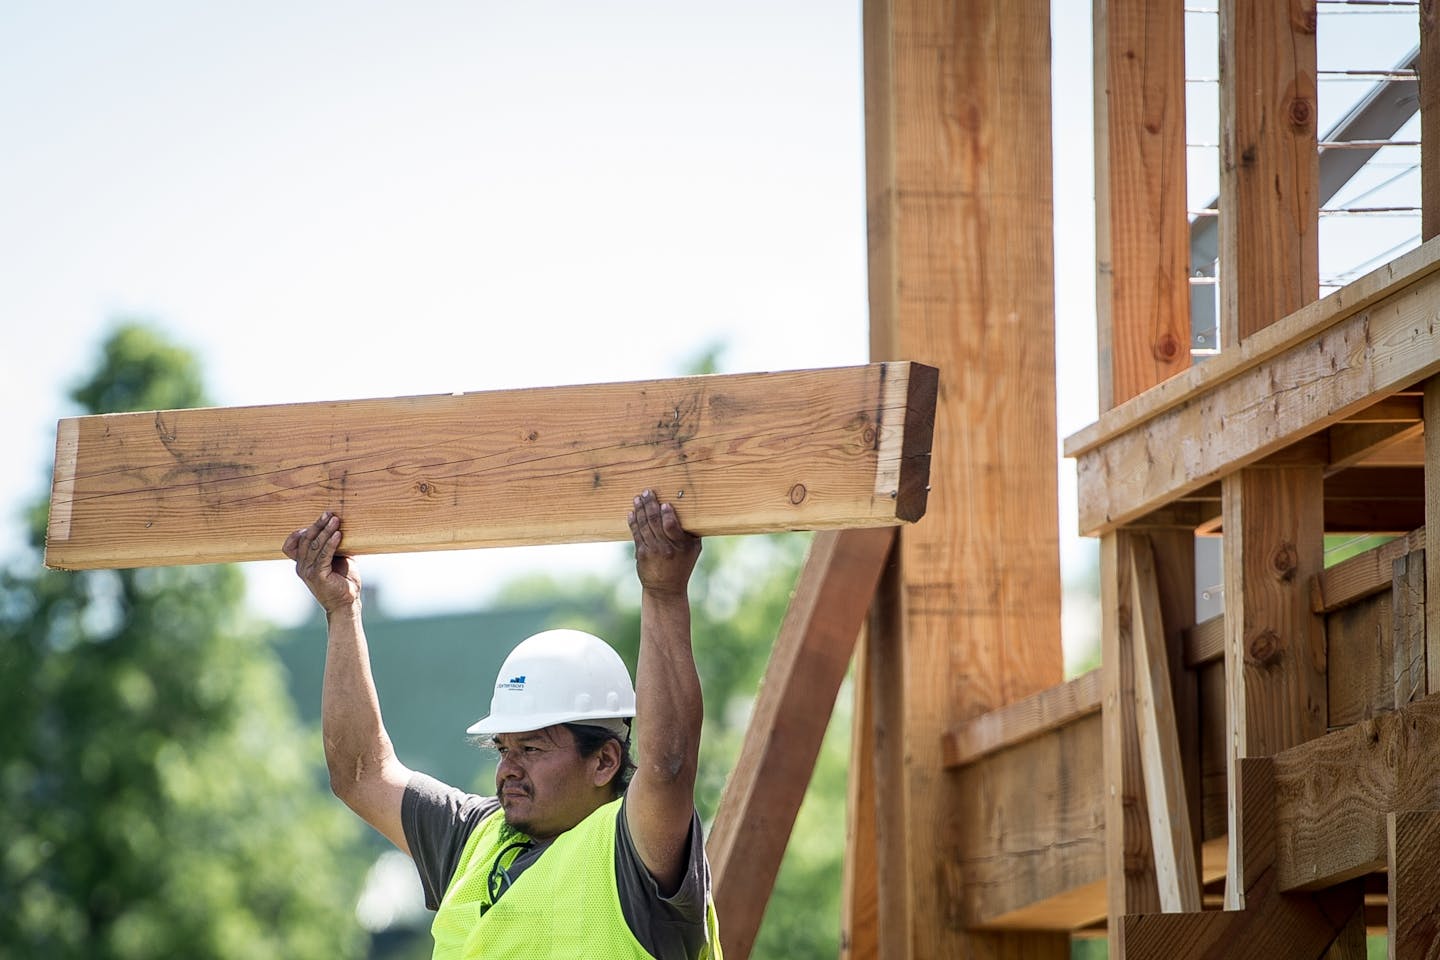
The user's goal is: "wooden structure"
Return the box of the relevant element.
[45,0,1440,957]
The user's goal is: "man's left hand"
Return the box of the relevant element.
[628,489,701,596]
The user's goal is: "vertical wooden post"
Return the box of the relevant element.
[1427,384,1440,698]
[1388,810,1440,960]
[1217,0,1318,345]
[1423,1,1440,702]
[1093,0,1191,409]
[1421,0,1440,241]
[1215,0,1328,916]
[1220,467,1327,908]
[861,0,1065,955]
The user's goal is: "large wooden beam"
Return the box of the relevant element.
[709,526,894,960]
[43,362,937,570]
[861,0,1064,955]
[1065,238,1440,537]
[1093,0,1190,408]
[1273,695,1440,892]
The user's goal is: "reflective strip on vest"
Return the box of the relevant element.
[430,797,722,960]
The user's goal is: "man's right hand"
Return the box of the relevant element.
[283,511,361,616]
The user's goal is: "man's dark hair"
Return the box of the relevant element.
[564,722,635,797]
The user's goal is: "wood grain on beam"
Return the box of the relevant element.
[44,363,936,570]
[1387,810,1440,959]
[1326,591,1395,729]
[862,0,1064,954]
[1327,422,1423,474]
[1183,615,1224,668]
[1311,527,1424,613]
[942,669,1101,768]
[956,713,1107,929]
[1093,0,1190,408]
[1125,760,1363,960]
[1066,239,1440,536]
[710,527,894,960]
[1222,466,1326,905]
[1392,552,1426,710]
[1274,696,1440,892]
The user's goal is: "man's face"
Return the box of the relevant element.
[492,725,605,840]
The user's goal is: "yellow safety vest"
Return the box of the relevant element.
[430,797,722,959]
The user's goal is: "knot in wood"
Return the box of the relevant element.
[415,480,437,498]
[1270,541,1299,581]
[1248,629,1283,666]
[1152,333,1181,363]
[788,483,807,506]
[1288,97,1313,129]
[862,427,876,446]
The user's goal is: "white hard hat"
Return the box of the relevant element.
[465,629,637,736]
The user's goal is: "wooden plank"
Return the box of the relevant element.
[1197,660,1229,841]
[1103,532,1160,948]
[1387,810,1440,960]
[1221,465,1326,907]
[1071,266,1440,534]
[1311,527,1424,613]
[1327,422,1423,474]
[942,669,1101,768]
[1147,527,1203,875]
[1273,695,1440,891]
[1391,552,1425,710]
[1068,253,1440,536]
[1066,238,1440,463]
[43,362,937,570]
[955,713,1107,929]
[1093,0,1190,409]
[709,527,894,960]
[1124,760,1363,960]
[1427,381,1440,696]
[1129,537,1201,912]
[862,0,1064,955]
[1183,614,1224,668]
[1326,591,1394,728]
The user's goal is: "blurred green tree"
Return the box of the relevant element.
[0,323,367,959]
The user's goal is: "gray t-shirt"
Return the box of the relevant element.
[402,772,712,960]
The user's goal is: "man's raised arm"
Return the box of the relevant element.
[284,512,412,854]
[624,490,704,895]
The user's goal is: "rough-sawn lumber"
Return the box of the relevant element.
[1065,238,1440,536]
[44,362,937,569]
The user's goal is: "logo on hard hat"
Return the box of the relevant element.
[498,675,527,691]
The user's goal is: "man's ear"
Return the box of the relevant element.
[591,739,622,788]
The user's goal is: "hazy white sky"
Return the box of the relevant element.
[3,2,1414,641]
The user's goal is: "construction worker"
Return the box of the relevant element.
[283,489,722,959]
